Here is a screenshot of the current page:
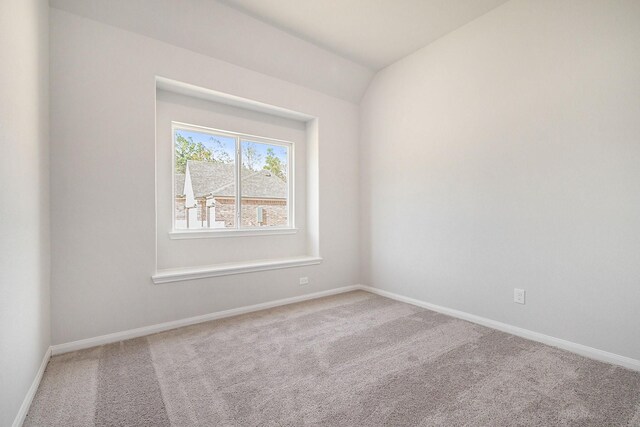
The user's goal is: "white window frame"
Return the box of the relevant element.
[170,121,295,238]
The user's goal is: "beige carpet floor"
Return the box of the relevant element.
[25,291,640,426]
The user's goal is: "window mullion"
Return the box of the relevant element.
[235,137,241,229]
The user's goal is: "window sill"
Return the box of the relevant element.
[152,255,322,284]
[169,228,298,239]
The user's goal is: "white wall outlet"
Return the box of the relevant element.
[299,277,309,286]
[514,288,525,304]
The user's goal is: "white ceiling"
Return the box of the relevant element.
[219,0,510,70]
[50,0,374,103]
[50,0,510,102]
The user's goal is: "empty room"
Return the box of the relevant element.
[2,0,640,425]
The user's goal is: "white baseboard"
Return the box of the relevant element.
[51,285,362,355]
[50,283,640,372]
[12,346,51,427]
[358,285,640,372]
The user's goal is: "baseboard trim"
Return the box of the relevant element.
[51,285,362,355]
[358,285,640,372]
[12,346,51,427]
[51,284,640,371]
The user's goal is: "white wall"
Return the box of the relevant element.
[0,0,50,425]
[360,0,640,360]
[50,8,360,345]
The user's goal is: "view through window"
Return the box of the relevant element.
[173,124,291,231]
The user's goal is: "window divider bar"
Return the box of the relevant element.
[235,136,241,229]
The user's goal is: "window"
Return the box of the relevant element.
[172,123,293,232]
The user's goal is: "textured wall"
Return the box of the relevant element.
[0,0,50,425]
[360,0,640,359]
[50,8,360,345]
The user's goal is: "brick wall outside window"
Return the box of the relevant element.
[175,197,287,228]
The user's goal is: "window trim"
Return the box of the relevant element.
[171,121,295,236]
[152,255,322,283]
[169,228,298,239]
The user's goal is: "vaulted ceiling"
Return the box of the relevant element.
[220,0,510,69]
[50,0,510,102]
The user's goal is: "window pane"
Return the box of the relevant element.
[174,129,236,229]
[240,140,289,228]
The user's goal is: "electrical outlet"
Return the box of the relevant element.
[299,277,309,286]
[514,288,525,304]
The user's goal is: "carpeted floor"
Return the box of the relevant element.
[25,291,640,426]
